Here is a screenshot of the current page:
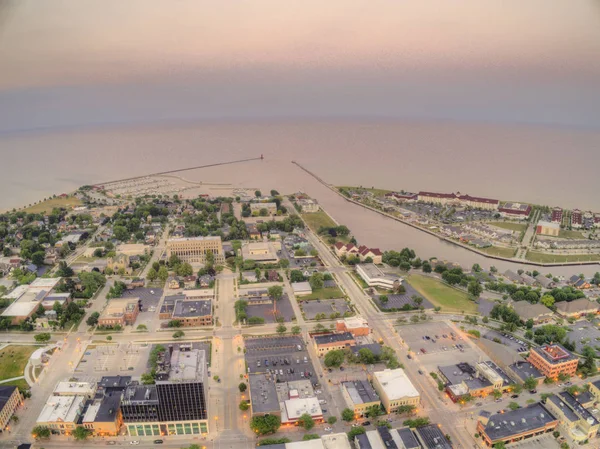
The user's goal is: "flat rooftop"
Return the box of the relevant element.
[481,403,557,442]
[121,385,159,405]
[314,332,355,345]
[281,397,322,421]
[37,395,85,424]
[413,424,453,449]
[173,299,212,318]
[509,361,543,382]
[532,344,578,365]
[249,373,279,414]
[342,380,379,404]
[161,348,206,383]
[373,369,420,400]
[558,391,599,425]
[168,236,221,242]
[53,381,96,396]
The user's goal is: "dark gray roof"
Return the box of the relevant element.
[481,403,557,442]
[577,390,594,405]
[0,385,18,411]
[413,424,452,449]
[121,385,159,405]
[547,395,578,422]
[351,344,383,357]
[95,393,122,423]
[249,374,279,414]
[173,299,212,318]
[396,427,420,449]
[377,426,398,449]
[342,380,380,404]
[314,332,355,345]
[508,362,544,382]
[98,376,132,390]
[355,433,371,449]
[558,391,599,425]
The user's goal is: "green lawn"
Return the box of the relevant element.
[301,287,345,300]
[558,230,586,239]
[488,221,527,233]
[407,274,477,313]
[302,210,337,231]
[0,345,38,381]
[477,246,517,258]
[337,186,392,197]
[525,251,600,263]
[23,195,82,213]
[0,378,30,390]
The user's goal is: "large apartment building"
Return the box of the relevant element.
[417,191,499,210]
[166,236,225,265]
[527,344,579,379]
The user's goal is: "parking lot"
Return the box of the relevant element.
[245,336,317,383]
[374,283,434,311]
[75,342,151,377]
[565,322,600,356]
[247,294,296,323]
[483,329,528,353]
[301,298,351,320]
[397,321,487,371]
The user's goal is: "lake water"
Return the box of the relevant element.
[1,0,600,274]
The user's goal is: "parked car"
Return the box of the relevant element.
[407,354,412,359]
[418,370,424,375]
[420,348,426,354]
[362,421,371,426]
[511,395,519,399]
[529,389,537,394]
[153,441,164,445]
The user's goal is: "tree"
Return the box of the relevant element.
[106,335,112,341]
[468,281,483,298]
[422,262,432,273]
[327,416,337,425]
[177,262,194,277]
[508,402,520,411]
[523,376,538,390]
[147,268,158,282]
[342,408,355,422]
[493,443,506,449]
[303,434,320,441]
[32,425,51,439]
[73,426,91,440]
[379,295,388,304]
[492,389,502,399]
[34,333,51,342]
[239,401,249,411]
[297,413,315,430]
[255,190,262,198]
[290,270,306,283]
[268,285,283,301]
[239,382,247,392]
[511,383,523,394]
[250,414,281,435]
[291,326,301,335]
[31,250,45,266]
[472,263,482,272]
[324,350,345,367]
[173,330,185,338]
[365,404,382,419]
[276,324,287,334]
[309,272,324,290]
[86,311,100,326]
[158,266,169,283]
[347,426,366,439]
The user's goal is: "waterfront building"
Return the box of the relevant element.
[417,191,499,210]
[356,264,402,290]
[498,202,532,219]
[297,199,320,213]
[166,236,225,265]
[571,209,583,228]
[551,207,563,224]
[536,221,560,237]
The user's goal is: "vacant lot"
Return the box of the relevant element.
[301,286,344,300]
[0,345,38,381]
[301,210,337,231]
[407,275,477,313]
[488,221,527,233]
[24,196,83,213]
[526,251,600,263]
[558,229,586,239]
[478,246,517,258]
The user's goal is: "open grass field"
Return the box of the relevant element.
[302,210,337,231]
[525,251,600,263]
[337,186,392,197]
[407,274,477,313]
[24,195,82,214]
[0,345,38,381]
[558,229,586,239]
[477,246,517,258]
[301,286,345,300]
[0,378,30,390]
[488,221,527,233]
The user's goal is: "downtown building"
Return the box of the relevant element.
[166,236,225,265]
[121,346,209,437]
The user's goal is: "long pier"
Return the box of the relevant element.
[291,160,599,268]
[97,157,262,187]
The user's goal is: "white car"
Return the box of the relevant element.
[130,442,140,446]
[324,427,332,432]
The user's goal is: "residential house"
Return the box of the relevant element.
[510,301,554,324]
[555,299,599,320]
[535,274,555,290]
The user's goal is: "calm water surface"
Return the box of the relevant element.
[1,0,599,273]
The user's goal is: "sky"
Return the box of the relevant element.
[1,0,600,133]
